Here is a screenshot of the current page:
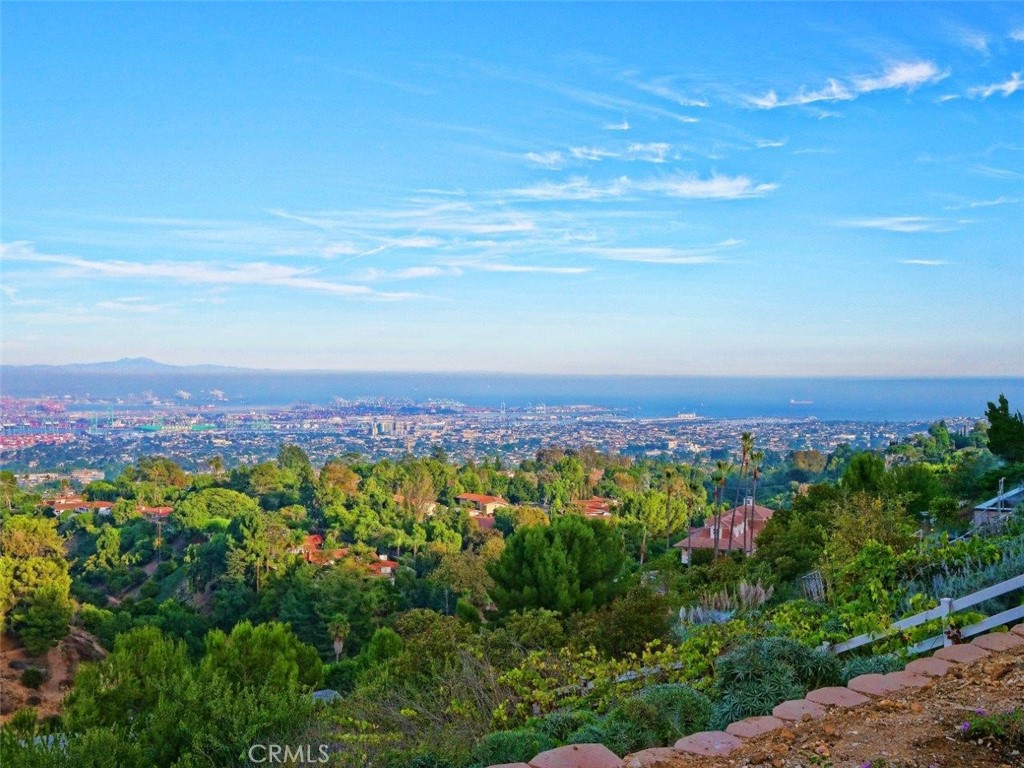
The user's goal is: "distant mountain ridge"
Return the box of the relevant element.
[3,358,245,373]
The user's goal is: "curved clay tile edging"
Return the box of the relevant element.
[486,624,1024,768]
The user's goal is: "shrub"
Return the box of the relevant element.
[472,729,556,765]
[323,658,360,694]
[711,637,841,728]
[582,701,659,755]
[534,708,597,741]
[958,707,1023,751]
[20,668,47,689]
[382,749,461,768]
[840,653,902,683]
[632,683,712,740]
[140,580,160,600]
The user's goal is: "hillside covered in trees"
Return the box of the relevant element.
[2,397,1023,767]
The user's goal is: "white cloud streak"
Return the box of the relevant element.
[626,77,709,107]
[445,260,590,274]
[968,71,1023,98]
[749,60,945,109]
[636,174,778,199]
[525,151,566,169]
[95,297,167,313]
[835,216,965,233]
[0,241,417,300]
[506,173,776,202]
[901,259,949,266]
[626,142,672,163]
[583,238,742,264]
[945,196,1022,210]
[571,146,620,161]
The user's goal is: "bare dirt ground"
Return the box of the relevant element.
[649,642,1023,768]
[0,628,106,725]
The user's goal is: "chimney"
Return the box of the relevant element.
[744,496,754,508]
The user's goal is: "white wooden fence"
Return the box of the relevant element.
[827,572,1024,655]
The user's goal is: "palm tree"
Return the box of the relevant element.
[207,454,225,481]
[713,460,731,557]
[747,450,765,551]
[727,432,755,553]
[328,614,350,664]
[663,465,687,549]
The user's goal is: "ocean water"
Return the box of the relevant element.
[3,368,1022,422]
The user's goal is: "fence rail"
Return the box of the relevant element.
[827,573,1024,655]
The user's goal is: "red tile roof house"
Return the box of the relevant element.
[367,554,399,582]
[456,493,509,516]
[46,497,113,516]
[291,534,349,566]
[139,505,173,521]
[673,498,774,564]
[571,496,618,518]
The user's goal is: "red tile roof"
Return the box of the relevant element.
[456,493,507,505]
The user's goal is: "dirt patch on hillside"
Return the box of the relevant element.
[652,643,1023,768]
[0,627,106,724]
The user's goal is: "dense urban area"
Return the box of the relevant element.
[0,395,971,476]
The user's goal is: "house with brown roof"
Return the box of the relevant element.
[139,505,173,522]
[291,534,349,566]
[673,497,774,564]
[367,554,399,580]
[570,496,617,519]
[456,493,509,516]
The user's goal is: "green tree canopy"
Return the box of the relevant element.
[840,452,886,493]
[487,515,626,615]
[985,394,1024,463]
[172,487,260,531]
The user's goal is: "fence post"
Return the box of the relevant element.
[940,597,953,647]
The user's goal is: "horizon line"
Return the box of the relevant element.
[2,359,1022,380]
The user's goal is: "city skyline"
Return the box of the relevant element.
[2,3,1023,375]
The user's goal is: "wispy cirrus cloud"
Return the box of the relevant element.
[0,284,46,307]
[622,74,709,107]
[834,216,966,233]
[604,119,630,131]
[95,297,168,313]
[755,138,788,148]
[570,146,620,161]
[350,266,452,282]
[626,142,672,163]
[583,238,742,265]
[967,71,1023,98]
[901,259,949,266]
[944,196,1022,210]
[1011,28,1024,42]
[506,173,776,202]
[505,176,633,201]
[525,151,566,169]
[551,83,699,124]
[951,27,990,55]
[444,259,590,275]
[636,173,777,199]
[971,164,1024,180]
[0,241,418,300]
[748,60,945,109]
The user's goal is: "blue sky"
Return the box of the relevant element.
[2,3,1022,375]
